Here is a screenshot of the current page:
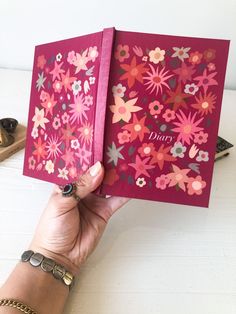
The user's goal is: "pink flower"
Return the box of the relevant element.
[194,69,218,94]
[84,95,93,106]
[155,175,170,190]
[61,112,70,124]
[207,63,216,71]
[67,51,76,64]
[117,130,131,144]
[133,46,143,57]
[69,166,78,179]
[37,55,46,69]
[115,44,130,62]
[52,117,61,130]
[40,90,49,102]
[194,131,208,144]
[162,109,175,122]
[149,101,163,115]
[53,80,63,93]
[138,143,155,157]
[69,93,89,124]
[189,51,203,65]
[187,175,206,195]
[166,164,191,192]
[28,156,36,170]
[128,155,155,179]
[88,46,99,62]
[78,122,93,145]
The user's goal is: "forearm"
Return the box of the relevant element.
[0,261,69,314]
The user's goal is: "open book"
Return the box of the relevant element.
[23,27,230,207]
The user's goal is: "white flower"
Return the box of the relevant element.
[58,167,69,180]
[112,83,126,97]
[72,80,82,95]
[172,47,191,61]
[71,139,80,149]
[184,83,199,95]
[171,142,186,158]
[45,160,54,174]
[56,53,62,62]
[32,107,49,129]
[84,80,90,94]
[89,77,95,85]
[196,150,209,162]
[31,127,38,139]
[142,56,148,61]
[136,177,146,187]
[149,47,165,64]
[88,46,99,62]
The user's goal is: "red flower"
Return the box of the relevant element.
[104,169,119,186]
[128,155,155,179]
[115,45,130,62]
[203,49,216,62]
[150,144,176,170]
[165,84,192,111]
[149,101,163,115]
[60,124,77,146]
[37,55,46,69]
[138,143,155,157]
[191,92,216,116]
[33,137,47,162]
[120,56,148,88]
[188,51,203,65]
[173,62,196,84]
[187,175,206,195]
[122,114,150,142]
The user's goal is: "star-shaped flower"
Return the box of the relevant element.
[75,142,92,165]
[61,149,75,167]
[128,155,155,179]
[41,93,57,116]
[36,72,46,91]
[61,69,77,92]
[173,62,196,84]
[32,107,49,129]
[194,69,218,93]
[110,96,142,123]
[60,124,77,146]
[165,84,192,111]
[106,142,125,166]
[49,61,65,81]
[122,114,150,142]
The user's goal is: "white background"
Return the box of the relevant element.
[0,0,235,89]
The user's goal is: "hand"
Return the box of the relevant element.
[29,161,130,276]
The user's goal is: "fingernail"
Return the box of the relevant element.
[89,161,101,177]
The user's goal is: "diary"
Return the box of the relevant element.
[23,27,230,207]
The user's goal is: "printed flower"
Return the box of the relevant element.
[149,101,163,115]
[67,51,76,64]
[71,139,80,149]
[196,150,209,162]
[171,47,190,61]
[203,49,216,62]
[31,127,38,139]
[46,135,62,159]
[89,77,96,84]
[172,110,204,145]
[150,144,176,170]
[68,166,78,179]
[189,144,199,159]
[49,61,65,81]
[72,80,82,95]
[88,46,99,62]
[191,92,216,116]
[165,83,192,111]
[133,46,143,57]
[184,83,199,95]
[61,112,70,124]
[189,51,203,65]
[106,142,125,166]
[103,168,119,186]
[149,47,165,64]
[78,122,93,145]
[173,62,196,83]
[187,175,206,195]
[112,83,126,97]
[84,95,93,106]
[37,55,46,69]
[138,143,155,157]
[117,130,131,144]
[28,156,36,170]
[41,94,57,116]
[60,123,76,146]
[170,142,186,158]
[69,93,89,124]
[40,90,49,102]
[36,72,46,91]
[115,44,130,62]
[136,177,146,187]
[74,49,89,74]
[45,160,54,174]
[194,131,208,144]
[166,164,191,192]
[162,109,176,122]
[33,137,47,162]
[56,53,62,62]
[143,65,173,96]
[53,80,63,93]
[120,56,148,88]
[142,56,148,61]
[52,116,61,130]
[32,107,49,129]
[58,167,69,180]
[128,155,155,179]
[194,69,218,93]
[110,96,142,123]
[61,69,76,92]
[62,149,75,167]
[155,175,170,190]
[122,114,150,142]
[75,143,92,165]
[207,63,216,71]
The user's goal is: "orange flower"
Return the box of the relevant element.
[104,169,119,186]
[166,164,191,191]
[203,49,216,62]
[150,144,176,170]
[191,92,216,116]
[120,56,148,88]
[33,137,47,162]
[122,114,150,142]
[165,84,192,111]
[189,51,203,65]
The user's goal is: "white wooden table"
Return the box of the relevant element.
[0,68,236,314]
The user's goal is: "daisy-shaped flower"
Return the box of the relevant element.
[170,142,186,158]
[136,177,147,187]
[78,121,93,145]
[149,47,165,64]
[191,92,216,116]
[33,137,47,162]
[109,96,142,123]
[117,130,131,144]
[166,164,191,192]
[173,62,196,84]
[194,69,218,93]
[155,175,170,190]
[88,46,99,62]
[32,107,49,129]
[28,156,36,170]
[45,160,54,174]
[120,56,148,88]
[128,155,155,179]
[41,93,57,116]
[138,142,155,157]
[172,110,204,145]
[171,47,191,61]
[165,84,192,111]
[122,114,150,142]
[69,93,89,124]
[112,83,126,97]
[75,142,92,165]
[184,83,199,95]
[106,142,125,166]
[115,45,130,62]
[143,64,173,96]
[46,135,62,159]
[58,167,69,180]
[187,175,206,195]
[150,144,176,170]
[37,55,46,69]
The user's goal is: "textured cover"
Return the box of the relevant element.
[23,28,230,207]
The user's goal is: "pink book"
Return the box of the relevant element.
[23,27,230,207]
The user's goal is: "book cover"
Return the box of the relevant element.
[23,27,230,207]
